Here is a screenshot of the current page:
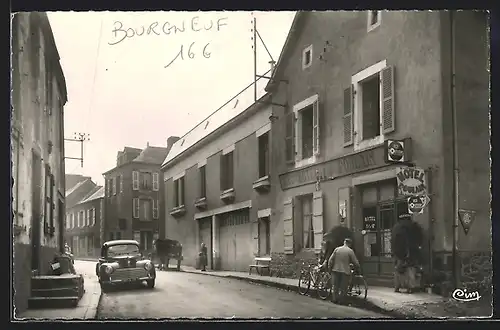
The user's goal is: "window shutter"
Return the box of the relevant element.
[343,85,354,147]
[252,218,260,256]
[50,174,55,230]
[86,209,90,226]
[313,191,324,253]
[132,171,139,190]
[220,156,224,190]
[119,175,123,193]
[153,172,159,191]
[113,177,117,195]
[133,198,140,219]
[153,200,159,219]
[285,111,295,163]
[313,100,320,156]
[381,65,395,134]
[283,197,294,254]
[180,177,185,205]
[92,208,96,226]
[228,153,234,189]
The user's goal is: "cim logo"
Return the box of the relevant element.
[451,288,481,302]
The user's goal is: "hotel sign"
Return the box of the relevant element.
[279,146,386,190]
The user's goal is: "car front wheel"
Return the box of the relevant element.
[147,279,155,289]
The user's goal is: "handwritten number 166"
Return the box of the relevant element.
[165,42,211,68]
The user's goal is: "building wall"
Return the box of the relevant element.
[103,162,162,251]
[163,104,273,269]
[11,12,67,315]
[65,198,102,257]
[268,11,489,283]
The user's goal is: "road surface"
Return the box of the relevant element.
[76,260,384,319]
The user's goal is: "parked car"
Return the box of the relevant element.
[95,240,156,292]
[152,238,183,271]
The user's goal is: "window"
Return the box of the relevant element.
[140,172,152,190]
[140,231,153,251]
[152,172,159,191]
[300,194,314,249]
[115,231,122,240]
[91,208,96,226]
[367,10,382,32]
[112,177,117,195]
[141,199,152,221]
[119,175,123,194]
[70,213,74,228]
[44,166,54,233]
[349,60,394,151]
[86,209,90,226]
[174,177,185,207]
[109,232,114,241]
[285,108,295,163]
[106,178,112,197]
[293,94,320,167]
[199,166,207,198]
[302,44,313,70]
[79,210,84,227]
[258,132,269,179]
[119,218,127,230]
[153,199,159,219]
[133,198,140,219]
[220,152,234,191]
[132,171,139,190]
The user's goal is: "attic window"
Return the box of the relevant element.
[367,11,381,32]
[204,121,209,129]
[181,139,185,146]
[302,45,313,70]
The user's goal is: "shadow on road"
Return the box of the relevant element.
[102,282,162,295]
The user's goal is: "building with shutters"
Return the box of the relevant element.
[64,186,104,257]
[102,144,171,254]
[265,11,490,288]
[161,91,275,272]
[11,12,69,314]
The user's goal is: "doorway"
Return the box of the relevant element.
[258,216,271,256]
[31,152,42,271]
[198,217,212,269]
[58,198,64,253]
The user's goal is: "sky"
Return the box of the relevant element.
[47,11,295,186]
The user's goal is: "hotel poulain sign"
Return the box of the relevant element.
[396,166,427,196]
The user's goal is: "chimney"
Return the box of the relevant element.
[166,136,181,155]
[269,60,276,76]
[147,141,150,147]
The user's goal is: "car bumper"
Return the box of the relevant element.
[102,275,154,285]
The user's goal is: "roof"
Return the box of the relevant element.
[78,186,104,204]
[65,178,92,197]
[265,11,306,92]
[65,174,91,191]
[103,240,139,247]
[162,76,271,167]
[132,146,169,165]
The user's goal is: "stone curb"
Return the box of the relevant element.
[181,268,416,318]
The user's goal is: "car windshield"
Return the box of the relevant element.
[107,244,141,257]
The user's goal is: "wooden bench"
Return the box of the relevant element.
[249,257,271,276]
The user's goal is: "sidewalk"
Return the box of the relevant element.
[179,266,491,318]
[15,271,101,320]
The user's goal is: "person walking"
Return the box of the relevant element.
[328,238,360,304]
[200,243,208,271]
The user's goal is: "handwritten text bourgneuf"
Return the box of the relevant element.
[108,17,229,46]
[279,146,386,190]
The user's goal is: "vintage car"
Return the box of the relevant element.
[95,240,156,291]
[151,238,183,271]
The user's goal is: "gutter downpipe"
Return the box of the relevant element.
[450,10,460,288]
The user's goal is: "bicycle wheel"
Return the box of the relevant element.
[298,272,311,295]
[351,275,368,300]
[317,273,331,300]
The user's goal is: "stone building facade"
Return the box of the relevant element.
[11,12,68,314]
[265,11,490,292]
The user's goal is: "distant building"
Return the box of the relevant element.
[11,12,68,314]
[161,92,274,271]
[102,143,172,254]
[65,186,104,257]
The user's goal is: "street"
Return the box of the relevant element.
[74,261,384,319]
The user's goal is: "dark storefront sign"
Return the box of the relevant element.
[279,145,387,190]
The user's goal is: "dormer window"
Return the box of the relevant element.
[367,11,382,32]
[302,45,313,70]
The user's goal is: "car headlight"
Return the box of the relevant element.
[144,262,153,271]
[105,265,114,274]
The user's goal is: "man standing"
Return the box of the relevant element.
[328,238,360,304]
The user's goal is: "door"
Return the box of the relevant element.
[31,152,42,271]
[258,217,271,256]
[219,210,252,271]
[198,217,212,269]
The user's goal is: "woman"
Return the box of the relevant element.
[199,243,208,271]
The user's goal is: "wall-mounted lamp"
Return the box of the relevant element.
[269,114,279,122]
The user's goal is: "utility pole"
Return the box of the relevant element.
[64,132,90,168]
[252,16,257,102]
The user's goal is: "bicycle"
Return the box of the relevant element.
[298,263,332,300]
[329,264,368,301]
